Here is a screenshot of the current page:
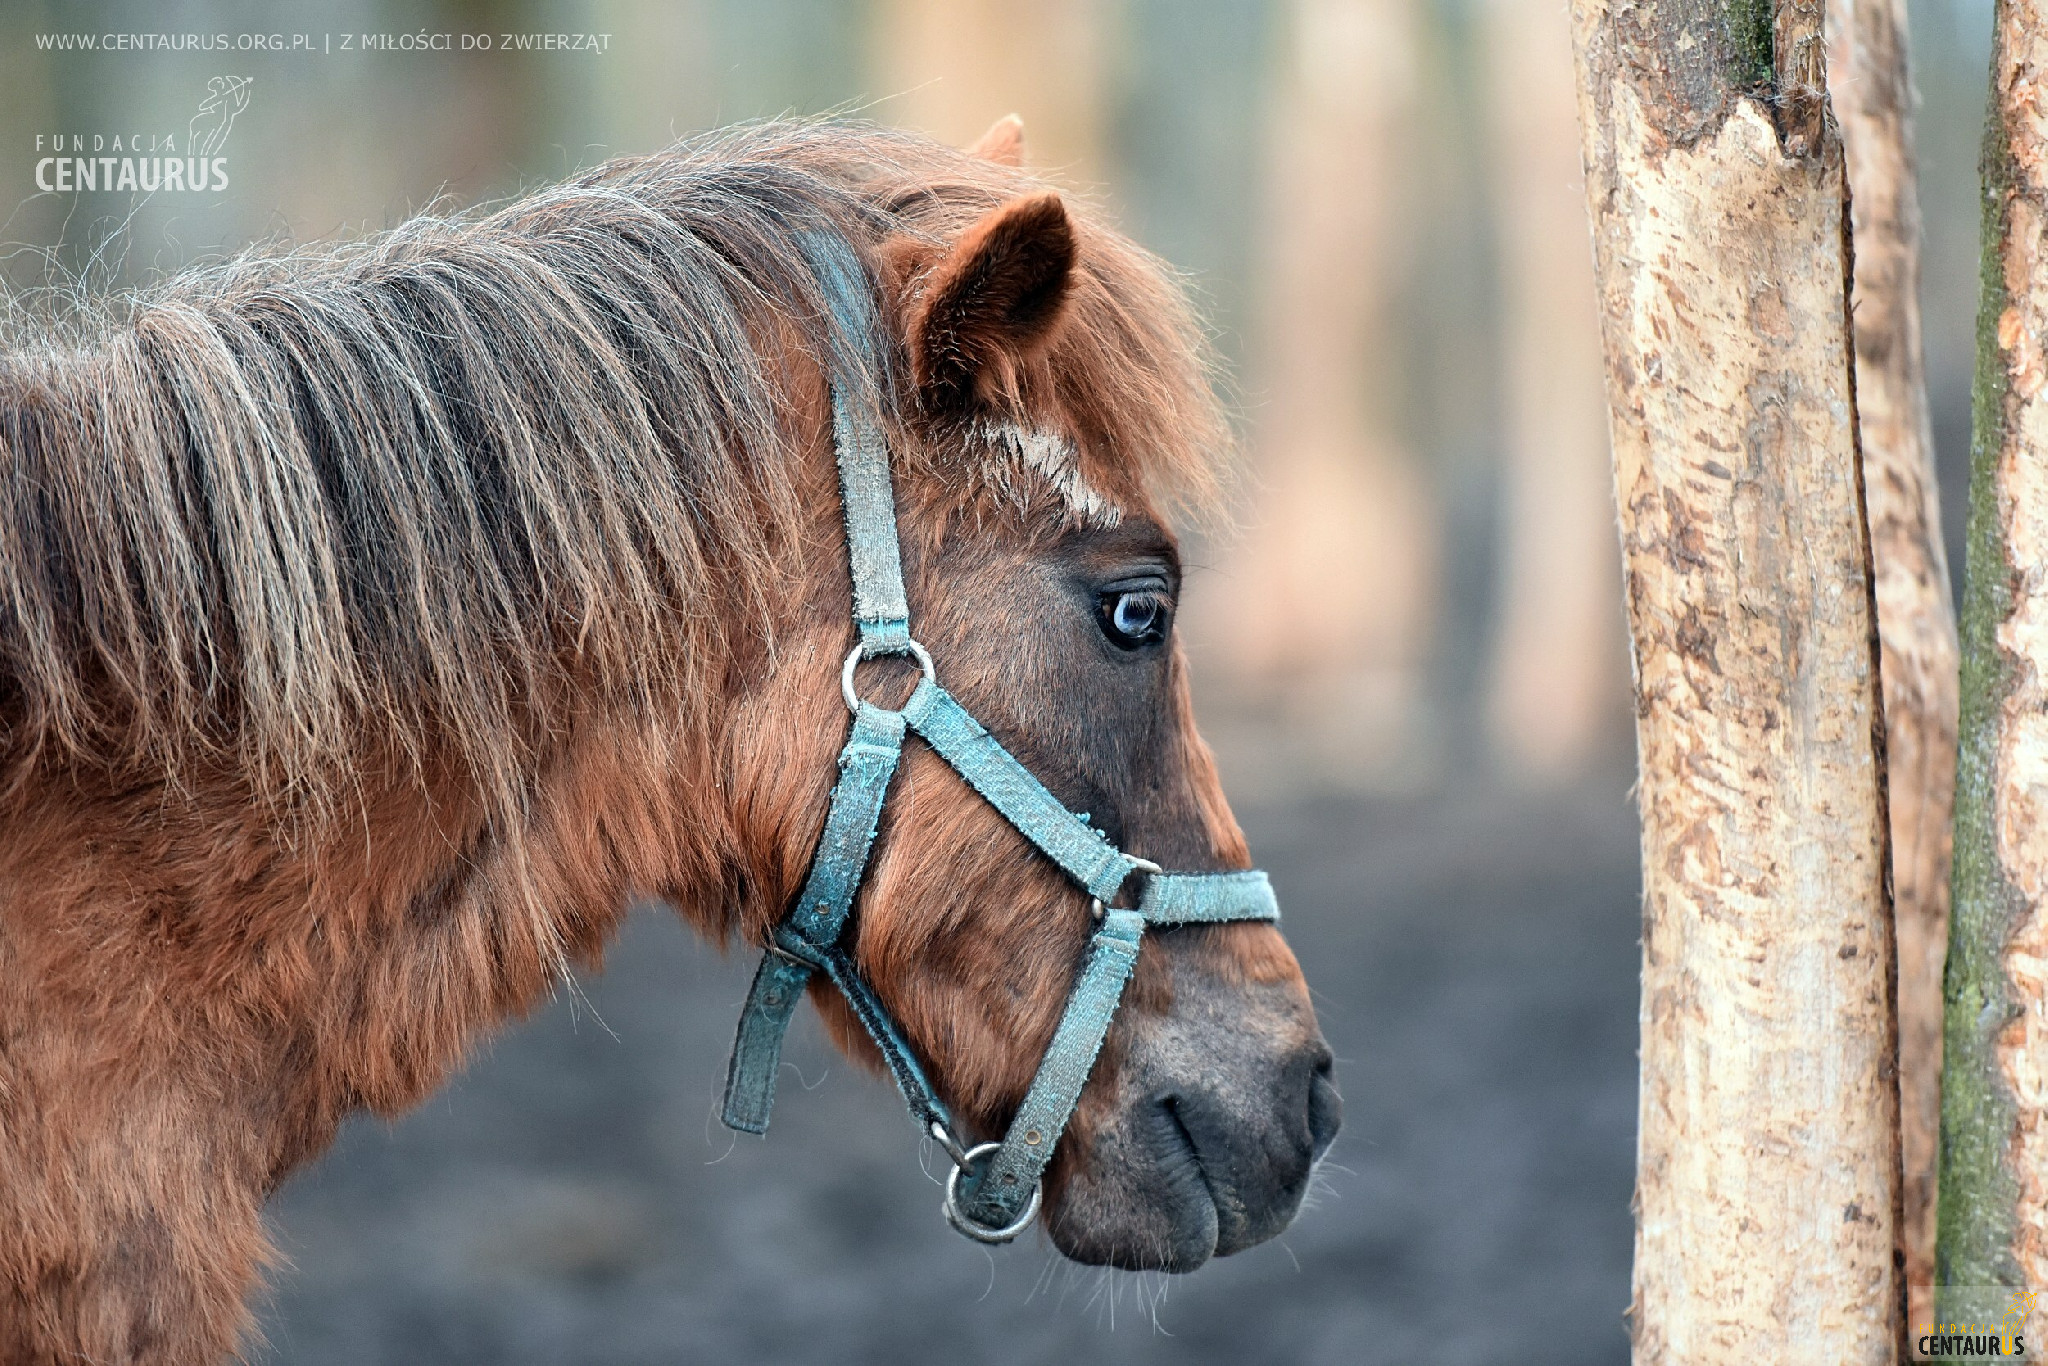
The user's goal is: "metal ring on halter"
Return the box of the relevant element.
[1092,857,1164,922]
[841,638,937,713]
[942,1142,1043,1244]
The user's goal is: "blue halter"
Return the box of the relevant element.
[719,233,1280,1244]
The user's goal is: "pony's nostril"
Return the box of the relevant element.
[1306,1055,1342,1160]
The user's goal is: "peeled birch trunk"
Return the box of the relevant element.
[1571,3,1900,1359]
[1937,0,2048,1310]
[1823,0,1960,1334]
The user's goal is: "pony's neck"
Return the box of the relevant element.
[253,517,847,1132]
[0,289,849,1132]
[0,657,805,1360]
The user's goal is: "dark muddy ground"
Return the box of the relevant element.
[254,784,1640,1366]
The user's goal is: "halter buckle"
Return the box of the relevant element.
[841,638,936,713]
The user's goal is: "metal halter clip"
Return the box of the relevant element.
[941,1141,1044,1245]
[1092,857,1162,924]
[841,638,937,713]
[928,1119,974,1173]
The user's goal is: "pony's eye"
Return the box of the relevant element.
[1099,588,1171,649]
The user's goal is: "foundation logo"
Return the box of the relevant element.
[33,76,251,195]
[1917,1289,2040,1361]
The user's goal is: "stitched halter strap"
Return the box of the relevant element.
[719,233,1280,1243]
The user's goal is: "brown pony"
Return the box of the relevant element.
[0,119,1337,1363]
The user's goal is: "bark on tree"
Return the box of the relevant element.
[1823,0,1960,1334]
[1571,2,1901,1359]
[1479,0,1623,782]
[1937,0,2048,1313]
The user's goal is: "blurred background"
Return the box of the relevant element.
[0,2,1998,1361]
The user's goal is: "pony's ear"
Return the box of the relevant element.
[903,192,1075,412]
[968,114,1025,166]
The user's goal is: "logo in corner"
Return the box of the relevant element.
[1917,1287,2040,1361]
[33,77,253,195]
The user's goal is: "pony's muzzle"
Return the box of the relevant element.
[1155,1039,1340,1257]
[1045,979,1340,1273]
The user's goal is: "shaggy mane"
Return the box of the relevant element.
[0,120,1229,808]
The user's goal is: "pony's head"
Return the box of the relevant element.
[720,134,1339,1271]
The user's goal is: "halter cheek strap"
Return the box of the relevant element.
[719,232,1281,1244]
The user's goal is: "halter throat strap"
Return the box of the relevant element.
[719,232,1279,1243]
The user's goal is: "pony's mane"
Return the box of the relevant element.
[0,120,1229,806]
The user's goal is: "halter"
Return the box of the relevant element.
[719,233,1280,1244]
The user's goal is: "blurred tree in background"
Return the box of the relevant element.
[1476,0,1618,783]
[1190,0,1440,785]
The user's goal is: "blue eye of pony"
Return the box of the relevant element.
[1099,588,1171,648]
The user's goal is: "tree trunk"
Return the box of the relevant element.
[1571,2,1901,1360]
[1937,0,2048,1321]
[1479,0,1623,782]
[1823,0,1960,1336]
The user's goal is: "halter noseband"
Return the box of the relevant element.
[719,233,1280,1244]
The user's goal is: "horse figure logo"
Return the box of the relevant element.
[2001,1289,2038,1355]
[187,76,252,157]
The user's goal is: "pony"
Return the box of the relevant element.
[0,117,1339,1363]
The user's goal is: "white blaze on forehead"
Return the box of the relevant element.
[973,418,1122,526]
